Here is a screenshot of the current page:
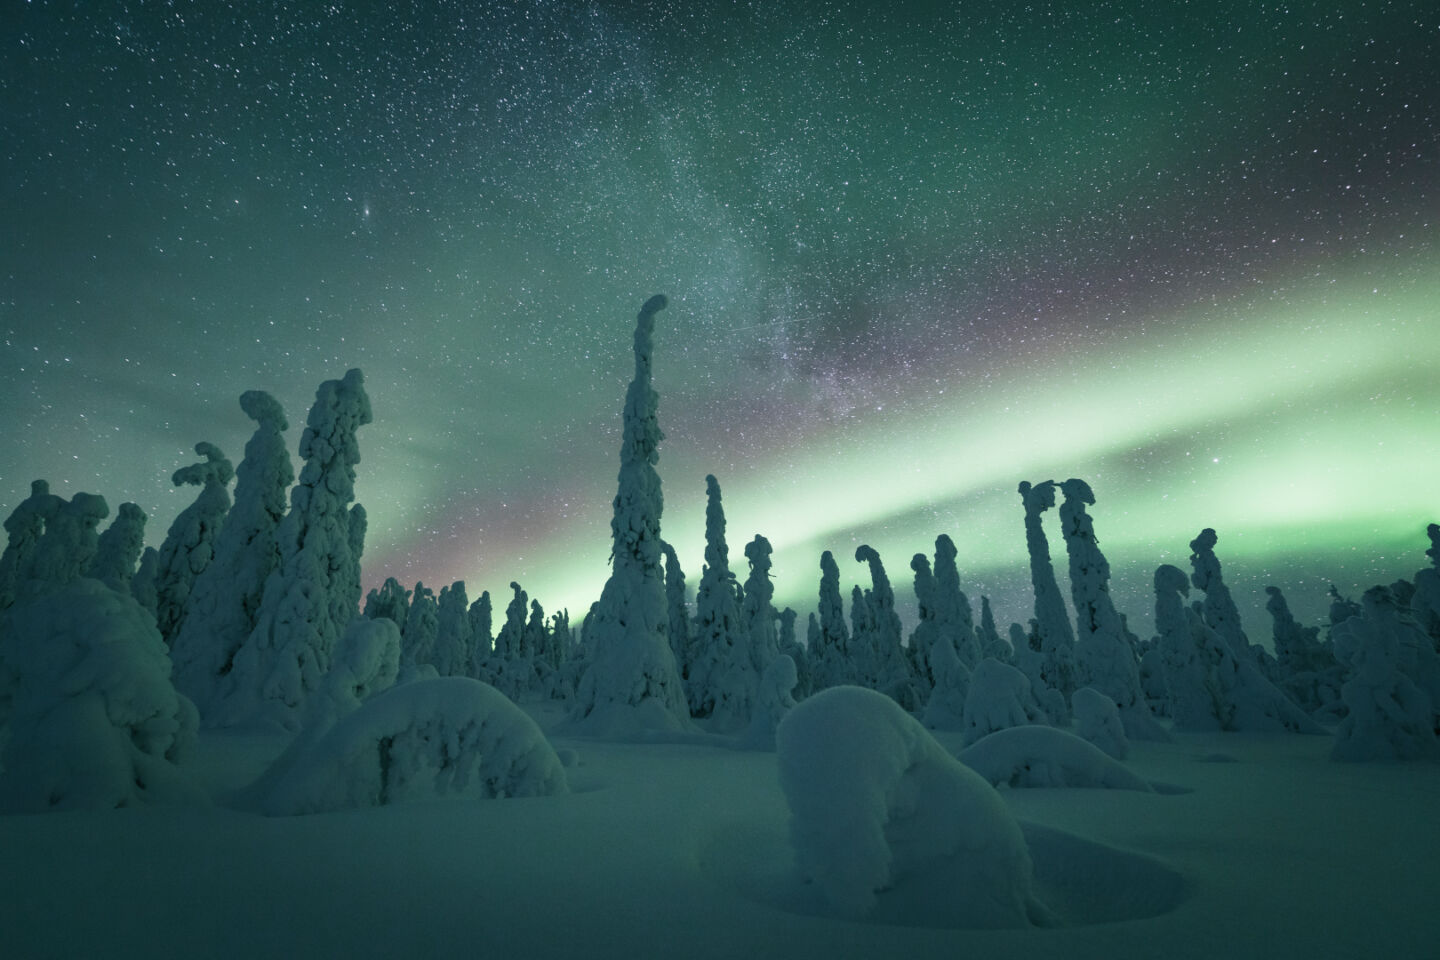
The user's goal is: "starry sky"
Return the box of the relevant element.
[3,0,1437,642]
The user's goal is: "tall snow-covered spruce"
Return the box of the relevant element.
[213,369,372,731]
[1017,480,1077,702]
[568,295,690,734]
[170,391,292,717]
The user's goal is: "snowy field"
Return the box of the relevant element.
[2,701,1435,960]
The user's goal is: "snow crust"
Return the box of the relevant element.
[776,685,1039,925]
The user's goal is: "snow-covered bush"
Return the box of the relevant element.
[775,685,1040,925]
[0,577,202,812]
[957,725,1152,792]
[261,676,568,815]
[961,657,1047,746]
[1072,686,1128,760]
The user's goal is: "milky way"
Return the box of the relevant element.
[3,1,1437,638]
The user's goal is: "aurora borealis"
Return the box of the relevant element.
[3,1,1436,638]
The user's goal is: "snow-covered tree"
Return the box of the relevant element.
[0,479,63,611]
[402,582,440,668]
[468,590,493,674]
[23,491,109,586]
[776,685,1040,925]
[978,596,1010,662]
[170,391,292,715]
[853,546,911,707]
[1072,686,1128,760]
[689,474,751,727]
[494,582,529,662]
[1411,523,1440,644]
[1266,585,1342,715]
[568,295,690,733]
[1017,480,1076,699]
[1189,528,1266,666]
[932,535,981,667]
[661,541,692,681]
[741,535,780,671]
[1331,586,1440,762]
[524,598,549,667]
[1155,564,1322,734]
[214,368,372,730]
[131,546,159,617]
[86,502,147,590]
[154,442,234,644]
[777,606,810,701]
[1059,479,1166,740]
[909,552,943,688]
[363,577,411,623]
[961,658,1047,746]
[433,581,473,677]
[811,550,851,690]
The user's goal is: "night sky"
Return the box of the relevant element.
[3,0,1437,640]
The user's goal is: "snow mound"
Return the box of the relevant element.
[958,724,1154,792]
[961,657,1046,745]
[1073,685,1129,760]
[775,685,1042,925]
[0,578,203,812]
[262,677,568,815]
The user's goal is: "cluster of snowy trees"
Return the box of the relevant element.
[2,295,1437,814]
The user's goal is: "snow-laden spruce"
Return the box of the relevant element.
[1017,480,1077,701]
[1189,528,1262,664]
[213,369,372,730]
[1154,564,1323,734]
[854,544,918,708]
[1266,584,1342,715]
[0,492,201,812]
[958,725,1152,792]
[86,501,147,590]
[1330,586,1440,762]
[1059,479,1168,741]
[688,474,751,727]
[153,442,234,643]
[568,295,690,734]
[776,685,1043,926]
[932,534,981,667]
[961,657,1048,746]
[467,589,493,674]
[170,391,292,716]
[0,479,63,611]
[363,576,410,623]
[661,541,692,681]
[402,582,440,668]
[740,535,781,685]
[431,581,472,677]
[262,677,568,815]
[1411,523,1440,643]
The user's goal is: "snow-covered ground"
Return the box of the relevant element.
[1,702,1435,960]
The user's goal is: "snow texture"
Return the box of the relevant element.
[1017,480,1077,699]
[262,677,568,815]
[961,657,1048,746]
[776,685,1040,925]
[1072,686,1129,760]
[568,295,690,734]
[0,577,202,812]
[1059,479,1168,741]
[86,502,147,590]
[1331,586,1440,762]
[154,442,234,643]
[957,725,1153,792]
[215,368,372,731]
[170,391,292,717]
